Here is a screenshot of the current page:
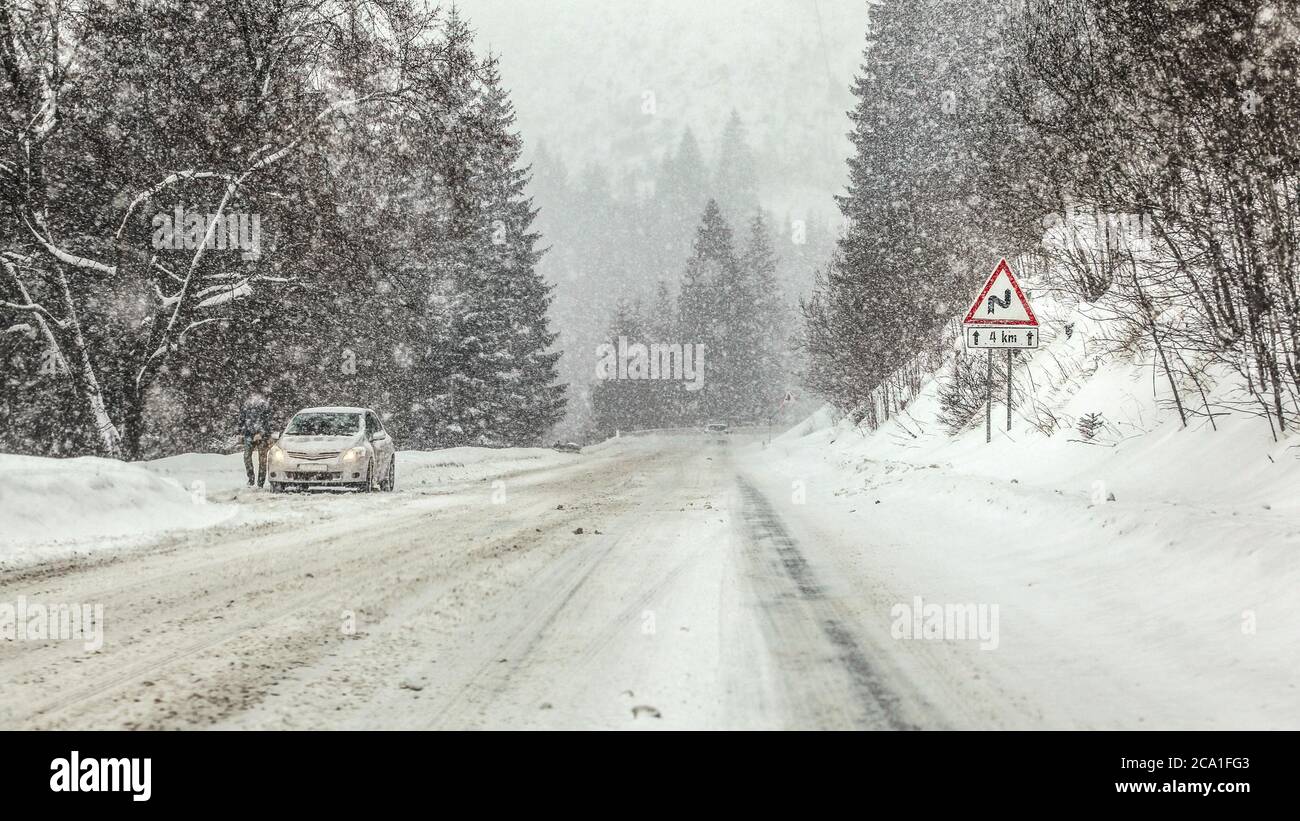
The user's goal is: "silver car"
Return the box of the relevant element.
[268,406,396,493]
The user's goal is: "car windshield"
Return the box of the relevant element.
[284,412,362,437]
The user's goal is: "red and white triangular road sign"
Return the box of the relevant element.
[963,259,1038,327]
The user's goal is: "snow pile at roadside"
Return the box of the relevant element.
[0,455,238,567]
[0,445,581,568]
[759,301,1300,728]
[774,301,1300,508]
[145,452,252,495]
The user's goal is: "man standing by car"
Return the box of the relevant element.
[238,392,275,487]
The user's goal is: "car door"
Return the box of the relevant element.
[377,415,395,480]
[366,412,393,479]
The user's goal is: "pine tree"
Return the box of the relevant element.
[477,56,566,445]
[740,212,787,420]
[804,0,1016,414]
[678,199,740,422]
[591,298,647,434]
[655,129,710,263]
[404,6,489,446]
[644,280,681,427]
[421,22,565,447]
[714,111,760,225]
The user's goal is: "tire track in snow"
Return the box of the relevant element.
[736,476,912,730]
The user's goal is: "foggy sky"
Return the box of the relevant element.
[455,0,869,214]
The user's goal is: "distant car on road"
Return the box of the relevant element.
[268,406,396,493]
[704,421,729,434]
[552,441,582,453]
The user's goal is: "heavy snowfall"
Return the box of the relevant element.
[2,0,1299,731]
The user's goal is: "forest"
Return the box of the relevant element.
[1,0,563,459]
[803,0,1300,438]
[8,0,1299,457]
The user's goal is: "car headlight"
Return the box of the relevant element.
[270,445,284,462]
[342,446,366,462]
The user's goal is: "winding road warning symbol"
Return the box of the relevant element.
[963,258,1038,327]
[963,259,1040,350]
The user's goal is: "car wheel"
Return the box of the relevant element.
[358,463,373,493]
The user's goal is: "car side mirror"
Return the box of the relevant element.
[371,431,388,442]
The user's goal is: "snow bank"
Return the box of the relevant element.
[0,454,238,567]
[778,301,1300,509]
[0,445,581,568]
[145,452,251,495]
[758,298,1300,728]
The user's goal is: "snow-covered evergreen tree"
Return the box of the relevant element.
[591,298,647,434]
[643,280,682,427]
[740,213,788,420]
[802,0,1016,415]
[476,56,566,446]
[713,111,760,226]
[678,199,739,422]
[415,16,565,447]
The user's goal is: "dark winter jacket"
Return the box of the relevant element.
[238,399,274,437]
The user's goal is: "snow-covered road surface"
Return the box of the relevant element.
[0,437,912,729]
[1,435,1293,730]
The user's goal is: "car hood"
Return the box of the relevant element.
[277,434,364,452]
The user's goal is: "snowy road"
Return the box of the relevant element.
[0,436,917,729]
[2,434,1292,730]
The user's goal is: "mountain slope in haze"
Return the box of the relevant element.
[457,0,867,213]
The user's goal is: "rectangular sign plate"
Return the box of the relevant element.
[964,325,1040,350]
